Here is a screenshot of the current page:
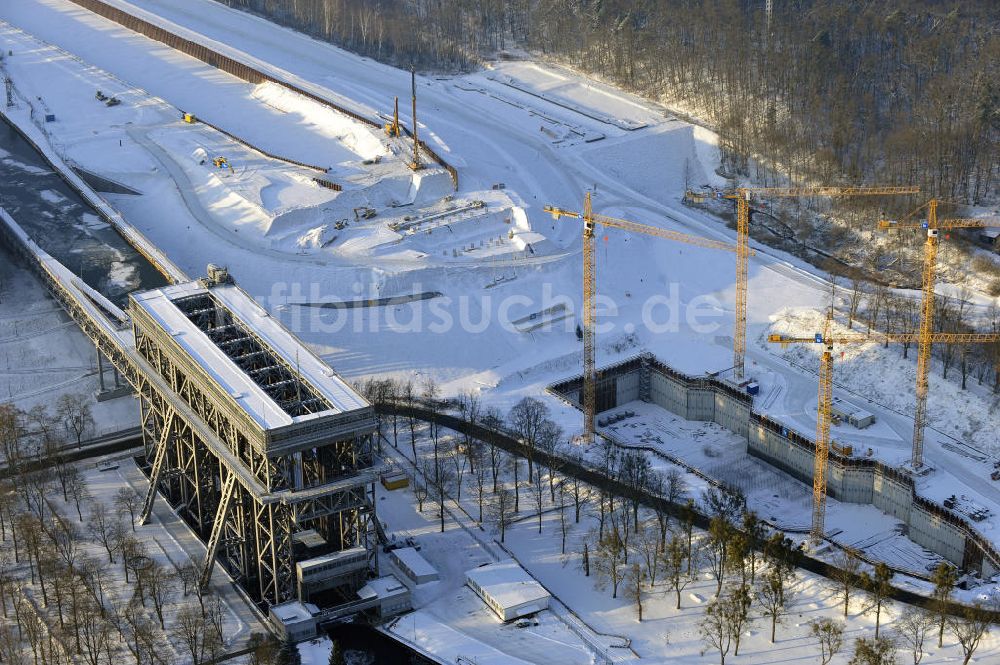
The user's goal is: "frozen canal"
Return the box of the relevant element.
[0,119,166,305]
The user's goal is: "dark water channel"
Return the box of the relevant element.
[325,623,429,665]
[0,119,166,306]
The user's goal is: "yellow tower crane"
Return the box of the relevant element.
[877,200,1000,470]
[545,192,748,443]
[768,310,870,544]
[688,186,921,380]
[770,310,1000,544]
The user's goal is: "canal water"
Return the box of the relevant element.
[325,623,430,664]
[0,119,167,306]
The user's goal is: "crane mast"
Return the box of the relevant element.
[546,193,743,443]
[714,185,919,380]
[877,200,1000,470]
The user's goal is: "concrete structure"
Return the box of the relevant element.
[465,560,551,622]
[269,601,319,642]
[550,353,1000,579]
[389,546,439,585]
[357,575,412,617]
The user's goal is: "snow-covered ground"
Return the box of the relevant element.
[598,400,948,582]
[1,0,999,660]
[337,423,1000,664]
[0,243,136,435]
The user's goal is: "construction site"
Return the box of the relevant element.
[0,0,998,663]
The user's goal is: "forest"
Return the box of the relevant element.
[218,0,998,208]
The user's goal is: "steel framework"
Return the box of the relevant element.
[129,276,378,607]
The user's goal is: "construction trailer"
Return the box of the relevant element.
[830,396,875,429]
[465,560,551,622]
[129,265,378,609]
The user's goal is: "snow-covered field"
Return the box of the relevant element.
[1,0,999,661]
[346,423,1000,664]
[0,244,136,435]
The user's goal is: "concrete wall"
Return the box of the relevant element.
[550,353,1000,577]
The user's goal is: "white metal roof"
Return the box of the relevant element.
[465,560,551,610]
[391,547,438,579]
[131,281,368,430]
[358,575,409,600]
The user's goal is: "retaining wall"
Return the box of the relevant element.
[64,0,459,188]
[550,354,1000,578]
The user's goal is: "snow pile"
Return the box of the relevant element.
[583,124,718,206]
[252,82,384,161]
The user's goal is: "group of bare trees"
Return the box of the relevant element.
[357,377,578,545]
[0,401,257,665]
[357,378,1000,663]
[810,547,992,665]
[822,278,1000,395]
[220,0,997,212]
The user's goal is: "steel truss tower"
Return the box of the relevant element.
[129,268,378,607]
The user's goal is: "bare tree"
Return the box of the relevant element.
[830,547,862,617]
[593,525,626,599]
[0,553,15,618]
[705,515,732,597]
[930,562,957,647]
[0,623,29,665]
[413,466,429,512]
[557,477,570,554]
[449,436,468,503]
[680,499,696,575]
[471,446,488,523]
[87,501,120,563]
[656,469,688,548]
[727,584,753,656]
[77,598,112,665]
[663,530,689,610]
[508,397,549,482]
[481,407,504,493]
[489,488,515,543]
[402,380,418,458]
[636,520,660,587]
[509,453,521,514]
[848,635,897,665]
[624,563,646,621]
[894,607,933,665]
[142,563,175,629]
[810,618,845,665]
[114,487,141,531]
[861,562,894,638]
[530,464,545,534]
[537,420,562,502]
[0,404,27,476]
[172,601,222,664]
[457,389,480,473]
[756,564,792,643]
[66,467,89,521]
[619,450,651,530]
[56,394,94,449]
[947,603,991,665]
[700,593,734,665]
